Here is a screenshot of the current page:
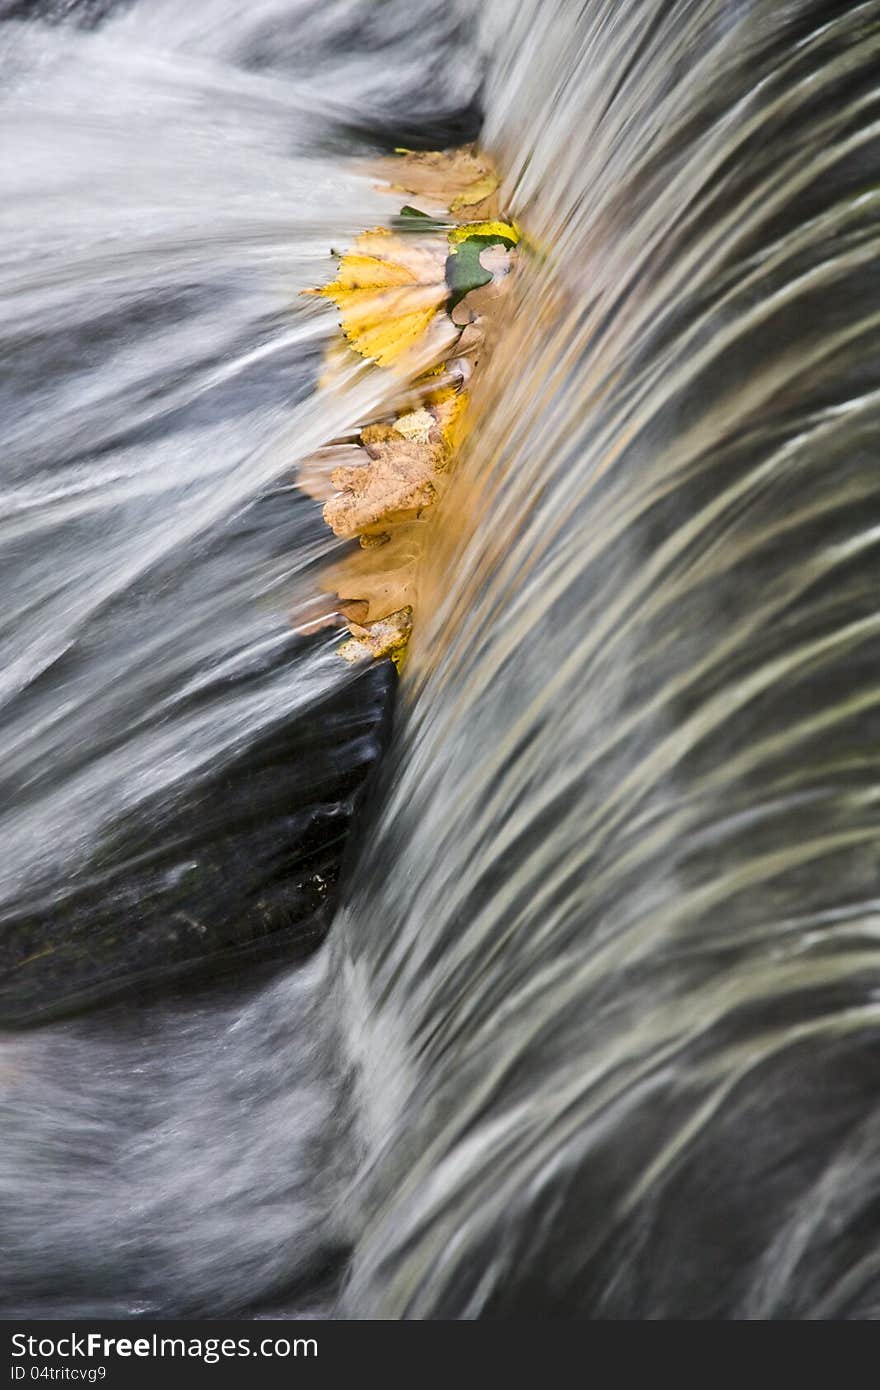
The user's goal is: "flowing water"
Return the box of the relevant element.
[2,0,880,1320]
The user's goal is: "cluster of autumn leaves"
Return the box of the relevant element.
[298,146,519,668]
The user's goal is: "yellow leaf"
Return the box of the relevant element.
[432,389,469,450]
[450,172,500,211]
[306,227,448,368]
[448,220,520,246]
[338,302,440,368]
[382,146,493,204]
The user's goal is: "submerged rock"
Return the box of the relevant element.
[0,657,395,1026]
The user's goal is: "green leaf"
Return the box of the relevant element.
[445,233,513,310]
[391,205,451,236]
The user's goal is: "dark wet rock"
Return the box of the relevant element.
[0,658,395,1027]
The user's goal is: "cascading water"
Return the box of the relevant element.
[0,0,486,1025]
[0,0,480,1315]
[2,0,880,1321]
[338,0,880,1318]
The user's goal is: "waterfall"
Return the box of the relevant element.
[3,0,880,1320]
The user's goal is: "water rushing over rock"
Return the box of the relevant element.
[0,0,479,1017]
[3,0,880,1321]
[338,0,880,1319]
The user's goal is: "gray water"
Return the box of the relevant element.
[338,0,880,1318]
[0,0,474,948]
[0,0,479,1314]
[3,0,880,1320]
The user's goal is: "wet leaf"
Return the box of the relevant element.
[326,522,422,625]
[338,607,413,665]
[297,145,520,671]
[305,227,448,367]
[450,172,501,212]
[447,220,519,247]
[445,237,494,311]
[381,145,499,218]
[445,231,517,312]
[323,409,451,540]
